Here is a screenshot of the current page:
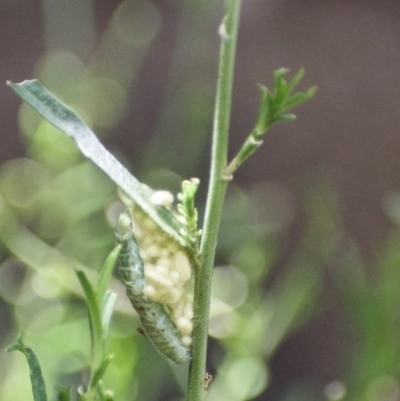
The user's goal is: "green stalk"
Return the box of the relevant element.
[187,1,241,400]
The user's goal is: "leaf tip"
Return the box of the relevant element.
[6,332,24,352]
[6,80,17,90]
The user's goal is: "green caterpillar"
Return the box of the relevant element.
[115,211,191,364]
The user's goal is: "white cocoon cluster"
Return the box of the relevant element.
[127,190,194,343]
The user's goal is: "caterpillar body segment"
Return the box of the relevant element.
[115,211,191,364]
[115,212,145,297]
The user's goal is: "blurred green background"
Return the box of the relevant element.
[2,1,400,400]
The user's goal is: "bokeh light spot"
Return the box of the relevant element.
[80,78,128,129]
[30,268,63,299]
[212,265,248,308]
[111,0,162,48]
[324,381,347,400]
[226,356,269,400]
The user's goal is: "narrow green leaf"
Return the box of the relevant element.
[286,68,305,95]
[282,86,317,110]
[76,270,103,367]
[254,86,270,136]
[7,80,186,248]
[97,245,120,304]
[273,68,289,87]
[305,85,318,99]
[101,291,117,344]
[273,68,289,106]
[91,355,114,386]
[266,91,276,126]
[272,113,297,123]
[6,334,48,401]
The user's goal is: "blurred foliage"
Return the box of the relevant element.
[2,1,400,401]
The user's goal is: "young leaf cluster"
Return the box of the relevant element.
[225,68,317,176]
[256,68,316,131]
[177,178,202,253]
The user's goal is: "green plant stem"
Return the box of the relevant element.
[225,132,264,176]
[187,1,241,400]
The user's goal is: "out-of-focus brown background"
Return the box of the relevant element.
[2,0,400,400]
